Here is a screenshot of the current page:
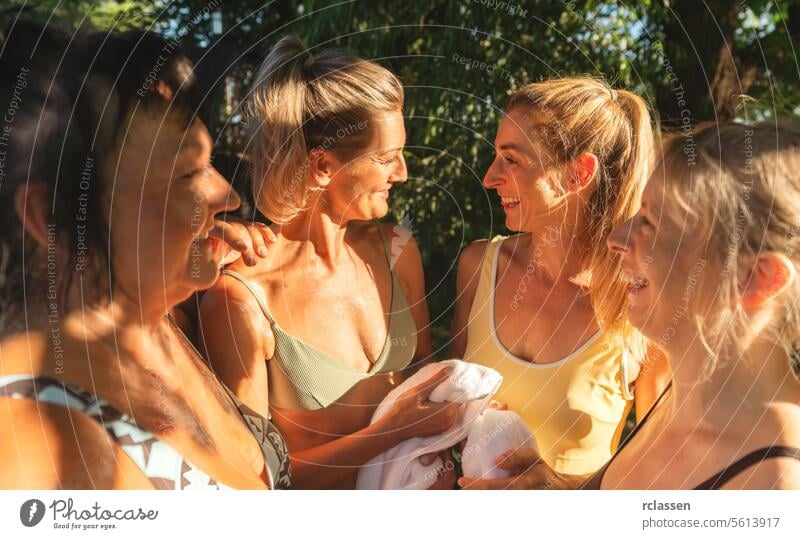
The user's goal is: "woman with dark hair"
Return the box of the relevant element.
[0,22,290,489]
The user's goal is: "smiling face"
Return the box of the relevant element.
[109,110,240,308]
[607,168,707,347]
[321,110,407,221]
[482,108,567,232]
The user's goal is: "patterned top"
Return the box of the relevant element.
[0,374,291,489]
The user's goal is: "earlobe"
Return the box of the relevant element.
[308,148,332,188]
[739,252,797,309]
[13,182,52,249]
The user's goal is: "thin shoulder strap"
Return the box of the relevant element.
[618,380,673,453]
[694,446,800,490]
[221,269,276,324]
[470,235,506,314]
[579,379,674,490]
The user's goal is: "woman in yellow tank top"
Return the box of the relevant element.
[451,77,670,486]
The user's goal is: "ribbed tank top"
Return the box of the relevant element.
[223,223,418,410]
[464,235,634,475]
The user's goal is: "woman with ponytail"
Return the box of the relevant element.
[200,37,459,489]
[490,121,800,490]
[452,77,670,488]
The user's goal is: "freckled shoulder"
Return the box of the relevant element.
[457,238,491,274]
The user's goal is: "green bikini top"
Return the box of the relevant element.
[222,224,418,410]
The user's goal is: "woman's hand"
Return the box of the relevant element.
[486,399,508,411]
[457,447,560,490]
[421,450,458,490]
[383,368,462,440]
[212,217,277,266]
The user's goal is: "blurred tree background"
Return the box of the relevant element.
[3,0,798,352]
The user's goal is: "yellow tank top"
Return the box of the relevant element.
[464,235,634,475]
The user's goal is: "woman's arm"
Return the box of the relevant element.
[448,240,489,359]
[288,367,462,488]
[200,272,461,489]
[0,398,153,489]
[199,275,274,420]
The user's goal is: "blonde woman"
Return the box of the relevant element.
[453,78,670,488]
[489,121,800,489]
[199,37,459,489]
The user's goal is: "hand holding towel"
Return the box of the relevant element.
[462,408,537,480]
[356,359,502,490]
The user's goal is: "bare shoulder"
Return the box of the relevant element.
[199,272,273,356]
[458,238,492,273]
[496,232,531,263]
[0,398,151,489]
[201,268,268,321]
[724,403,800,489]
[722,455,800,490]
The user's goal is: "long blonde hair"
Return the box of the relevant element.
[245,36,404,223]
[506,76,655,363]
[660,121,800,376]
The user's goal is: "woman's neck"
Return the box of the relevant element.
[522,204,588,285]
[279,200,352,270]
[665,336,798,435]
[108,288,171,330]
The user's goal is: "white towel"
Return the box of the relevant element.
[356,359,503,490]
[462,408,537,480]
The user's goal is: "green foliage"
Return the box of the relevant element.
[4,0,156,31]
[5,0,797,352]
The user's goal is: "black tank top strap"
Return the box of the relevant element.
[580,380,673,489]
[694,446,800,490]
[617,379,674,454]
